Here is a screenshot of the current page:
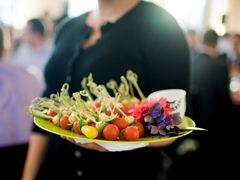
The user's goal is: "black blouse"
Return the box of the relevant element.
[34,1,190,180]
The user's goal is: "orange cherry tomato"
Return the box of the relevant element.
[60,115,71,130]
[111,117,128,132]
[47,110,57,117]
[131,122,145,137]
[103,124,120,140]
[73,120,83,134]
[124,127,139,141]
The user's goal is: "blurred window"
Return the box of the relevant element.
[0,0,14,26]
[68,0,98,18]
[164,0,206,31]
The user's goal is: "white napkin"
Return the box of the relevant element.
[73,138,149,152]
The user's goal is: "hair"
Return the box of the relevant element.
[28,18,45,36]
[0,28,3,58]
[187,29,196,36]
[203,30,219,47]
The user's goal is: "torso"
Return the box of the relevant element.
[36,2,191,179]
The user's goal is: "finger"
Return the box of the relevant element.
[61,136,109,152]
[64,137,94,150]
[66,137,77,144]
[63,137,109,152]
[87,143,109,152]
[76,143,93,150]
[61,135,67,139]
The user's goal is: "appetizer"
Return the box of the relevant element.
[29,70,183,141]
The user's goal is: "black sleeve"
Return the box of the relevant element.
[141,8,190,95]
[139,7,190,117]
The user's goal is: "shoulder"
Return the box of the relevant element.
[55,12,89,43]
[131,2,189,62]
[193,54,229,80]
[57,14,85,32]
[136,1,170,16]
[135,2,179,29]
[194,54,227,70]
[131,2,186,46]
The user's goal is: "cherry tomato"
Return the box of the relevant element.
[65,106,72,111]
[94,102,101,108]
[124,127,139,141]
[60,115,71,130]
[81,125,98,139]
[106,106,121,116]
[121,106,130,116]
[47,110,57,117]
[120,102,127,108]
[111,117,128,132]
[73,120,83,134]
[103,124,120,140]
[131,122,145,137]
[92,102,101,110]
[90,123,103,139]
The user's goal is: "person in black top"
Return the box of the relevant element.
[22,1,190,180]
[191,30,232,132]
[168,30,236,180]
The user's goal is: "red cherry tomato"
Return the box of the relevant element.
[60,115,71,130]
[47,110,57,117]
[131,122,145,137]
[90,123,103,139]
[124,127,139,141]
[92,102,101,111]
[111,117,128,132]
[106,106,121,116]
[73,120,83,134]
[95,102,101,108]
[121,106,130,116]
[120,102,127,108]
[106,109,111,116]
[107,106,121,116]
[103,124,120,140]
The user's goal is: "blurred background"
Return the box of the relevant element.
[0,0,239,179]
[1,0,240,33]
[1,0,240,58]
[1,0,240,63]
[1,0,240,44]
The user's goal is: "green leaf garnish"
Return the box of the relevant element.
[98,121,109,132]
[119,127,127,140]
[77,116,87,132]
[104,113,118,123]
[57,111,63,127]
[130,126,139,129]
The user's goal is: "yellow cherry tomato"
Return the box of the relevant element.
[81,125,98,139]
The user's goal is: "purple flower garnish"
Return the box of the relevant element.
[141,102,184,138]
[144,115,154,123]
[150,126,159,134]
[170,112,182,125]
[150,102,166,123]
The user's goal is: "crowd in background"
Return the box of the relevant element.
[0,2,240,179]
[0,11,69,179]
